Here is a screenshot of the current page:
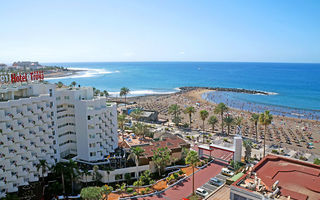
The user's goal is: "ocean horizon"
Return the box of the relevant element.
[45,61,320,116]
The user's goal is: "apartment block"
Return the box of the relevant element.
[0,83,118,197]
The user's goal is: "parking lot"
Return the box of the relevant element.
[196,171,230,199]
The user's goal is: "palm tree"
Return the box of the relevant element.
[103,90,109,98]
[36,159,48,184]
[184,106,195,128]
[152,147,171,176]
[250,113,259,142]
[130,108,143,121]
[259,110,273,157]
[52,162,66,195]
[57,81,63,88]
[71,81,77,87]
[36,159,48,197]
[128,147,145,179]
[120,87,130,108]
[133,122,149,139]
[67,159,80,195]
[214,103,228,134]
[243,140,252,162]
[208,115,218,133]
[200,110,209,131]
[185,150,200,196]
[224,115,234,136]
[92,165,102,185]
[168,104,181,126]
[234,116,243,135]
[118,114,126,141]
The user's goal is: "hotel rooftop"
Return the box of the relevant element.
[231,155,320,200]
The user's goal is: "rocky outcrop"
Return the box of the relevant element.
[179,86,269,95]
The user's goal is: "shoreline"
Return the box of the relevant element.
[122,88,320,154]
[44,68,87,79]
[179,86,274,95]
[122,87,320,122]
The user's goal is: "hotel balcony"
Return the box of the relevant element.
[6,174,18,183]
[0,181,5,188]
[3,141,14,148]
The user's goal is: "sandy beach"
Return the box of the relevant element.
[121,88,320,156]
[44,68,86,79]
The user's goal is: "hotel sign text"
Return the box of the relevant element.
[0,71,44,84]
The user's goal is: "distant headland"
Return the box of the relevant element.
[179,86,270,95]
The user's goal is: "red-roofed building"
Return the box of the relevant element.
[138,136,190,171]
[230,155,320,200]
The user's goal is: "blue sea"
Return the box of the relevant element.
[45,62,320,119]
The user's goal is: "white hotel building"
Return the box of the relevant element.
[0,83,118,197]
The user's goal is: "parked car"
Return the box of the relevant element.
[221,168,234,177]
[209,177,223,186]
[196,188,209,197]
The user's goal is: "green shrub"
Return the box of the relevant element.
[141,190,145,195]
[173,172,179,179]
[150,180,156,185]
[145,187,150,192]
[271,149,279,154]
[133,192,138,196]
[178,170,184,175]
[127,187,134,193]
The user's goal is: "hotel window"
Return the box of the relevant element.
[49,89,52,97]
[64,96,70,100]
[90,152,96,157]
[56,97,61,101]
[88,125,94,129]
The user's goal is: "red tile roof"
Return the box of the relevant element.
[141,136,189,158]
[232,155,320,200]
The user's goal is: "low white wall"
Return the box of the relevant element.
[81,165,150,183]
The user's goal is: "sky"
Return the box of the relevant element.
[0,0,320,63]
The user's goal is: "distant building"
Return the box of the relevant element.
[230,154,320,200]
[12,61,43,70]
[124,108,159,123]
[139,110,158,122]
[0,64,7,69]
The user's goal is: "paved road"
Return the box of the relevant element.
[137,160,228,200]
